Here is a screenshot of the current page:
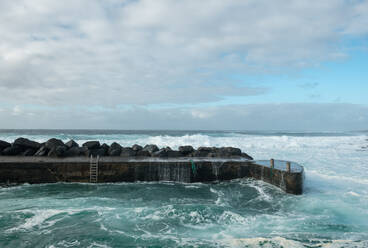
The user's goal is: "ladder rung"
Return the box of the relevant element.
[89,155,99,183]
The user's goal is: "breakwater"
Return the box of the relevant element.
[0,138,304,194]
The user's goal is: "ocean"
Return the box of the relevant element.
[0,130,367,247]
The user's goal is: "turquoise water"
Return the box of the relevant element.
[1,130,368,247]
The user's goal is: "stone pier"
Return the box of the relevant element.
[0,157,304,194]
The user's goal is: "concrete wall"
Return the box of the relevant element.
[0,157,304,195]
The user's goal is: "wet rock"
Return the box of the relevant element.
[64,147,84,157]
[101,143,110,154]
[14,138,41,150]
[82,141,100,150]
[136,150,151,157]
[34,145,49,156]
[207,152,217,158]
[48,146,67,157]
[2,145,23,156]
[109,149,121,156]
[108,142,122,156]
[241,152,253,160]
[167,150,181,158]
[224,147,241,156]
[216,147,242,157]
[142,144,159,154]
[22,148,36,156]
[132,144,143,152]
[193,147,214,157]
[152,147,172,158]
[45,138,64,150]
[0,140,11,149]
[87,148,106,157]
[65,140,79,149]
[55,146,67,157]
[120,147,136,157]
[178,146,194,155]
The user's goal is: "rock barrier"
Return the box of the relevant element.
[0,138,253,160]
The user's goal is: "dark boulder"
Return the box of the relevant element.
[65,140,79,149]
[87,148,106,157]
[109,149,121,156]
[241,152,253,160]
[132,144,143,151]
[2,145,23,156]
[167,150,181,158]
[152,147,172,158]
[214,147,242,157]
[22,148,36,156]
[45,138,64,150]
[101,143,110,154]
[0,140,11,149]
[14,138,41,149]
[193,147,214,157]
[136,150,151,157]
[34,145,49,156]
[120,147,136,157]
[48,145,67,157]
[142,144,159,154]
[82,141,100,150]
[108,142,122,156]
[207,152,217,158]
[64,147,83,157]
[179,146,194,155]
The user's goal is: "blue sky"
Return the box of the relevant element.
[224,50,368,105]
[0,0,367,130]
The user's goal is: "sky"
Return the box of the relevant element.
[0,0,368,131]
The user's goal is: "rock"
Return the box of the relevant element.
[167,150,181,158]
[87,148,106,157]
[108,142,122,156]
[65,140,79,149]
[193,147,214,157]
[0,140,11,149]
[34,145,49,156]
[82,141,100,150]
[179,146,194,155]
[152,147,172,158]
[45,138,64,150]
[142,144,159,154]
[132,144,143,151]
[207,152,217,158]
[109,149,121,156]
[2,145,23,156]
[48,145,67,157]
[136,150,151,157]
[221,147,242,156]
[22,148,36,156]
[101,143,110,154]
[64,147,83,157]
[241,152,253,160]
[14,138,41,149]
[152,149,166,158]
[120,147,136,157]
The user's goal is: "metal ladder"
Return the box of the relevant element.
[89,155,100,183]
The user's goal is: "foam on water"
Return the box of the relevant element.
[1,130,368,247]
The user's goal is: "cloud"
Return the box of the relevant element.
[0,0,368,108]
[0,103,367,131]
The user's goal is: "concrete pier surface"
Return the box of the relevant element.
[0,156,304,195]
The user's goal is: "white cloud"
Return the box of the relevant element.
[0,0,367,108]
